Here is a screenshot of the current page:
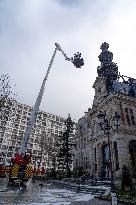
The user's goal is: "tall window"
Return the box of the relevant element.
[105,145,109,161]
[125,108,135,126]
[95,164,97,171]
[129,140,136,178]
[94,147,96,160]
[113,141,119,170]
[130,109,135,125]
[86,157,88,168]
[76,158,78,168]
[84,138,86,148]
[84,157,86,167]
[119,102,125,124]
[125,108,131,125]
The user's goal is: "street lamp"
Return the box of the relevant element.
[97,111,120,205]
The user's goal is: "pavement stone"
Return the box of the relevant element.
[0,178,128,205]
[71,198,125,205]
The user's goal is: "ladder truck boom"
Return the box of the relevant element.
[7,43,84,186]
[19,43,84,154]
[19,45,58,154]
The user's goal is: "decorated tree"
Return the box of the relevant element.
[57,114,75,177]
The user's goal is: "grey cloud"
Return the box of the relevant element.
[53,0,83,7]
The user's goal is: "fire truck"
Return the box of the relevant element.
[2,43,84,186]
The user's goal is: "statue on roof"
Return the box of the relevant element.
[97,42,118,80]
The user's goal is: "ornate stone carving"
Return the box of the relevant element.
[97,43,136,97]
[97,42,118,81]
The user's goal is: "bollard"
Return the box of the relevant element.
[111,192,118,205]
[77,185,80,192]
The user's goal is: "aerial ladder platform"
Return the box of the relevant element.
[7,43,84,186]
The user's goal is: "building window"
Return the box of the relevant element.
[130,109,135,125]
[94,147,96,160]
[2,145,7,150]
[76,158,78,168]
[83,138,86,148]
[125,108,135,126]
[56,116,59,121]
[95,164,97,171]
[129,140,136,177]
[98,87,101,93]
[113,141,119,170]
[84,157,86,167]
[7,152,13,157]
[125,108,131,125]
[86,157,88,168]
[42,121,46,126]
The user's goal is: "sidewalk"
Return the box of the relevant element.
[49,179,132,204]
[71,198,123,205]
[49,178,111,196]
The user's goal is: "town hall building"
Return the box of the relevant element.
[73,42,136,179]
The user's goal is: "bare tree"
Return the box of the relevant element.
[0,74,17,163]
[0,74,16,128]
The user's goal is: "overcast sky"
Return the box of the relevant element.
[0,0,136,121]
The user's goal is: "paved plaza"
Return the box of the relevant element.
[0,178,125,205]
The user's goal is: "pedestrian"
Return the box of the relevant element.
[77,185,80,192]
[81,175,85,185]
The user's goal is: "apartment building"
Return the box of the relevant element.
[0,100,66,169]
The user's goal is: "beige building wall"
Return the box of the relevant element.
[73,78,136,178]
[73,43,136,179]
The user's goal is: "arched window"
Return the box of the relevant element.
[129,140,136,166]
[102,144,109,162]
[129,140,136,178]
[113,141,119,170]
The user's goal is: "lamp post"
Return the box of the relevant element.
[97,111,120,205]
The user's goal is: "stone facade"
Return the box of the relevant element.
[73,42,136,179]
